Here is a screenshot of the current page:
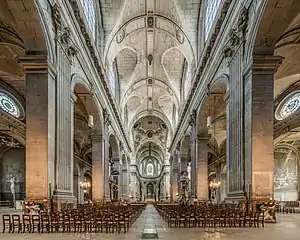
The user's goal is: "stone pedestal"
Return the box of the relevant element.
[92,134,104,202]
[196,136,209,200]
[19,55,56,201]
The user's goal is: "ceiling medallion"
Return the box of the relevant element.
[116,29,125,43]
[147,131,154,138]
[147,17,154,28]
[176,29,184,44]
[147,54,153,65]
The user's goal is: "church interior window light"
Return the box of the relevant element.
[80,0,96,39]
[0,91,24,120]
[204,0,222,41]
[276,92,300,120]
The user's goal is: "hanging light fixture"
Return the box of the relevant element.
[79,178,91,193]
[88,114,94,128]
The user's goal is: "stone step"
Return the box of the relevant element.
[141,228,159,239]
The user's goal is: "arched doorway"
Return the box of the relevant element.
[72,79,103,202]
[146,182,154,200]
[0,146,25,201]
[274,145,300,201]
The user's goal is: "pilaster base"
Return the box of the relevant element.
[52,191,76,212]
[92,200,104,208]
[225,191,248,211]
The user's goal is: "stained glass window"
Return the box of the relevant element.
[204,0,222,41]
[276,92,300,120]
[0,92,21,118]
[80,0,96,39]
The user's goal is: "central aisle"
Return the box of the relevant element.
[129,204,167,236]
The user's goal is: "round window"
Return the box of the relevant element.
[0,91,24,120]
[276,92,300,120]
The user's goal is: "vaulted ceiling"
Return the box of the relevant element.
[102,0,202,156]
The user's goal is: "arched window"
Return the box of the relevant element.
[204,0,222,41]
[146,162,154,176]
[108,60,118,98]
[80,0,96,39]
[276,92,300,120]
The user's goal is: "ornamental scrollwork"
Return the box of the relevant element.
[223,7,249,62]
[51,4,62,31]
[103,108,111,127]
[188,109,197,126]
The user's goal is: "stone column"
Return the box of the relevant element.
[53,44,74,208]
[190,138,197,197]
[244,55,283,202]
[92,134,104,202]
[121,168,128,197]
[78,172,84,203]
[19,55,56,201]
[142,182,146,201]
[171,158,179,201]
[216,165,221,202]
[104,134,110,200]
[227,47,245,199]
[196,136,209,200]
[165,170,171,201]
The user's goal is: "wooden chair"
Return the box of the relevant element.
[41,214,50,233]
[11,215,22,233]
[31,215,41,233]
[2,214,11,233]
[22,215,32,233]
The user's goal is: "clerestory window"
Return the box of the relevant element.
[80,0,96,39]
[204,0,222,41]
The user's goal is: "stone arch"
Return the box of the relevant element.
[109,135,119,159]
[274,143,300,201]
[179,135,191,173]
[247,0,300,59]
[3,0,49,52]
[71,74,104,136]
[196,74,228,136]
[129,110,173,137]
[70,73,92,94]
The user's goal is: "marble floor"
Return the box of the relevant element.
[1,205,300,239]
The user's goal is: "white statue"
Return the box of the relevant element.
[6,175,16,195]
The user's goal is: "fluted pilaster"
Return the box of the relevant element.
[55,46,73,199]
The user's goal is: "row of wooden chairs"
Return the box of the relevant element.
[2,204,146,234]
[276,201,300,213]
[155,204,264,228]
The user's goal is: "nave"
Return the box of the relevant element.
[1,204,300,240]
